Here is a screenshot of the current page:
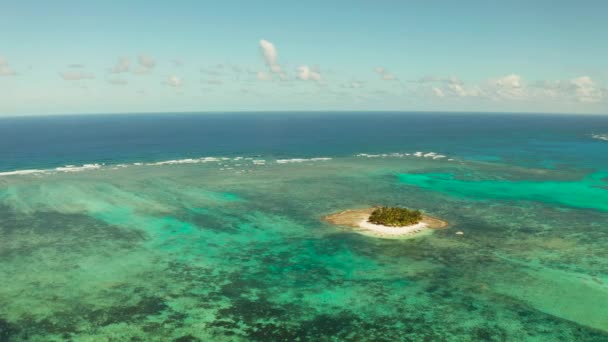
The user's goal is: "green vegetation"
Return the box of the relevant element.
[368,206,422,227]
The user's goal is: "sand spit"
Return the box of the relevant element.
[323,207,448,239]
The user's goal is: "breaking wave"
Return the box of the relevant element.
[591,133,608,141]
[355,152,454,161]
[0,156,334,178]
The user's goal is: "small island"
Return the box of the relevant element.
[323,206,448,239]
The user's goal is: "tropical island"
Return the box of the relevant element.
[324,206,448,239]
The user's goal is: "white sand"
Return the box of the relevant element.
[358,219,428,236]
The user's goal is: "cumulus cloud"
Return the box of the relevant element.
[430,77,481,98]
[374,67,397,81]
[448,82,481,97]
[0,66,16,76]
[256,71,271,81]
[382,74,397,81]
[422,72,605,105]
[428,75,531,99]
[138,55,156,69]
[0,57,16,76]
[432,87,445,98]
[60,71,94,80]
[495,74,522,88]
[492,74,526,99]
[165,75,182,87]
[133,55,156,74]
[259,39,286,79]
[260,39,278,68]
[296,65,322,82]
[110,57,130,74]
[530,77,603,103]
[570,76,602,103]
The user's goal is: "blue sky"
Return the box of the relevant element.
[1,0,607,115]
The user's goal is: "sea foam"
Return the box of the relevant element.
[147,157,221,166]
[276,158,332,164]
[55,164,102,172]
[356,151,452,161]
[0,169,46,177]
[0,155,337,178]
[591,133,608,141]
[0,164,103,177]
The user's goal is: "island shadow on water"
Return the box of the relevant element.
[323,207,449,239]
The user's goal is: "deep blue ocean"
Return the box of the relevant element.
[1,112,607,172]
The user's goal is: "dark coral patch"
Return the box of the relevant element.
[0,318,19,342]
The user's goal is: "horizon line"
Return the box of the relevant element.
[1,109,608,119]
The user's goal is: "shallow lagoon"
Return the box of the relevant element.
[1,154,608,341]
[1,113,608,341]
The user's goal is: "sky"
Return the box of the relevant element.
[1,0,607,115]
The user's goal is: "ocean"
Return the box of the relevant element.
[1,112,607,341]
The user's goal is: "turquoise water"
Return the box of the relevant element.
[397,171,608,211]
[1,113,608,341]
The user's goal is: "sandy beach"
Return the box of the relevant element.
[323,207,448,239]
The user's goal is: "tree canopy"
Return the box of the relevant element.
[368,207,422,227]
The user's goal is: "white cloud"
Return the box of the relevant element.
[259,39,285,79]
[256,71,271,81]
[133,56,155,74]
[490,74,604,103]
[165,75,182,87]
[260,39,278,67]
[417,72,605,105]
[111,57,130,73]
[430,77,480,97]
[138,55,156,69]
[432,87,445,98]
[570,76,602,103]
[492,74,526,100]
[296,65,322,82]
[495,74,522,88]
[60,71,94,80]
[382,74,397,81]
[536,80,564,98]
[0,65,16,76]
[532,77,603,103]
[447,82,481,97]
[374,67,397,81]
[0,57,16,76]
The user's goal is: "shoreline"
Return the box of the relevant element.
[323,207,448,239]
